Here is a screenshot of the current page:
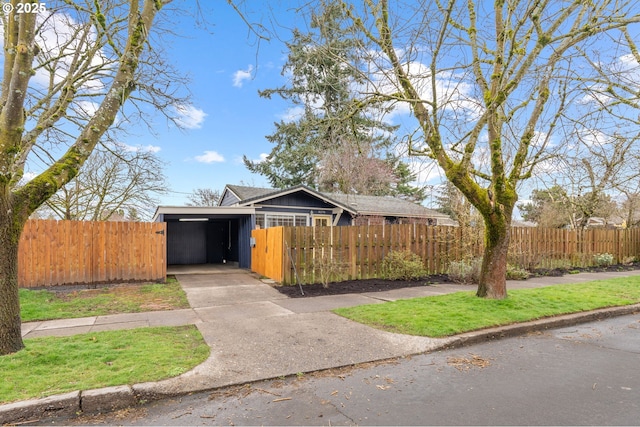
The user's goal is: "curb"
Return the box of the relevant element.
[2,304,639,425]
[441,303,640,349]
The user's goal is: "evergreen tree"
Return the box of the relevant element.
[244,1,421,199]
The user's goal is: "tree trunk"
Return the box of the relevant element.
[0,202,26,355]
[476,215,510,299]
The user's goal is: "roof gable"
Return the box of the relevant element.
[225,184,356,213]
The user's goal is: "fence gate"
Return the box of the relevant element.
[251,227,284,282]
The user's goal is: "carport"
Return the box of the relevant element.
[153,206,256,269]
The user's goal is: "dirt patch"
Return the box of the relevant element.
[447,354,492,371]
[54,284,148,301]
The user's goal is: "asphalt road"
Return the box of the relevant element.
[36,313,640,426]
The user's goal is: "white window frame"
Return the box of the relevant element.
[257,213,309,228]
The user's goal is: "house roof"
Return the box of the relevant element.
[323,192,449,219]
[224,184,275,202]
[223,184,450,219]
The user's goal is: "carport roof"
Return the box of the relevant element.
[152,206,256,222]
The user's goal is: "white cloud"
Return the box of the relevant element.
[31,12,107,92]
[279,106,305,122]
[233,65,254,88]
[118,143,161,153]
[251,153,269,163]
[174,104,207,129]
[362,57,483,122]
[72,100,100,119]
[195,151,225,163]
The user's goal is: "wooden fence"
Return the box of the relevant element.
[18,219,167,288]
[251,224,640,285]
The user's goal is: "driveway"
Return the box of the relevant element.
[151,271,444,395]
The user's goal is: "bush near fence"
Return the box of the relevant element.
[251,224,640,285]
[18,219,167,288]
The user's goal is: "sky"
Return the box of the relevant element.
[135,2,327,206]
[6,1,638,218]
[142,1,447,208]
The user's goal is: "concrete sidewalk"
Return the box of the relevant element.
[5,269,640,424]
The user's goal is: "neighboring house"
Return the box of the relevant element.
[512,219,537,228]
[153,184,453,268]
[585,216,625,229]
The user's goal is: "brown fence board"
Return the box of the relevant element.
[18,219,166,288]
[262,224,640,285]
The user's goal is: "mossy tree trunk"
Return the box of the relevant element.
[0,197,27,354]
[0,0,166,355]
[476,210,512,299]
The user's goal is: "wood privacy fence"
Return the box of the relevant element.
[18,219,167,288]
[251,224,640,285]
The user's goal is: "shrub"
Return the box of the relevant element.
[447,258,482,284]
[506,264,529,280]
[593,253,614,267]
[311,249,348,288]
[380,250,427,281]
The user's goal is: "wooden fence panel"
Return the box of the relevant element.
[251,227,285,282]
[270,224,640,285]
[18,219,166,288]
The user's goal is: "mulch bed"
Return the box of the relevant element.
[275,274,454,298]
[274,263,640,298]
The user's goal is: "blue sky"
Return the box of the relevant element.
[142,2,445,208]
[144,2,312,206]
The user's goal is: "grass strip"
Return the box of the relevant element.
[20,277,189,322]
[0,325,209,404]
[333,276,640,338]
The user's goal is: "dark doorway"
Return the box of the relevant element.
[166,219,240,265]
[206,220,228,263]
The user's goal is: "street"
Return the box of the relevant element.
[36,313,640,426]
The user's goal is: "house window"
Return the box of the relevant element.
[267,215,294,227]
[258,214,308,228]
[255,214,265,229]
[313,215,332,227]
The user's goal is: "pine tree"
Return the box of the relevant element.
[244,1,422,199]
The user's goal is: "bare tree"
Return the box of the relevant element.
[340,0,640,298]
[0,0,182,355]
[187,188,221,207]
[37,144,167,220]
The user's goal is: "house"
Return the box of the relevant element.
[153,184,452,269]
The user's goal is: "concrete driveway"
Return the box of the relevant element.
[152,271,443,395]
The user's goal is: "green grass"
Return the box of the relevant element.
[334,276,640,338]
[20,277,189,322]
[0,326,209,404]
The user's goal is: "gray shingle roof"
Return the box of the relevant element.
[224,184,449,219]
[225,185,275,201]
[323,192,449,218]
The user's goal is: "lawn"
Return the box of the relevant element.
[0,326,209,404]
[2,278,208,405]
[20,276,189,322]
[334,276,640,337]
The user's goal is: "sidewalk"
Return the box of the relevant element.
[4,269,640,424]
